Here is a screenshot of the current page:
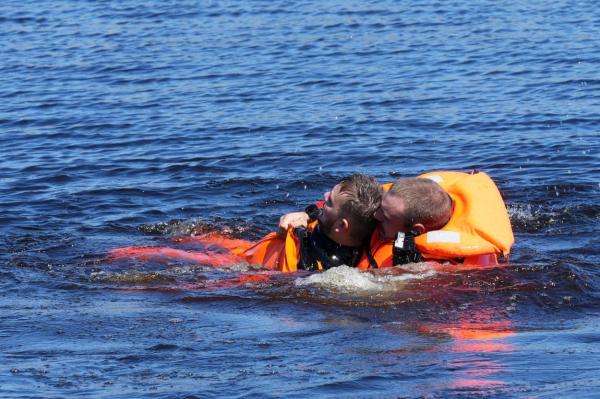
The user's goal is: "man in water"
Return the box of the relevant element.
[111,173,383,272]
[242,173,382,271]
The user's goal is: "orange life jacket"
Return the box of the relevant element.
[357,171,514,269]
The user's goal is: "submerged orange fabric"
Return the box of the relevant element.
[110,225,314,272]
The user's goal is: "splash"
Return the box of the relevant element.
[508,204,561,231]
[508,203,599,232]
[89,270,178,284]
[294,265,436,293]
[138,218,256,239]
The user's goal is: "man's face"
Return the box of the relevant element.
[318,183,346,236]
[374,192,407,239]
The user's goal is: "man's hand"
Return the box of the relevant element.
[278,212,310,237]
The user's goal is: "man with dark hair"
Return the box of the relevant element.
[284,174,382,245]
[246,173,382,271]
[111,174,383,272]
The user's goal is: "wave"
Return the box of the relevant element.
[295,264,436,293]
[509,203,599,233]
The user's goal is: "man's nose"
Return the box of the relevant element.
[323,191,330,202]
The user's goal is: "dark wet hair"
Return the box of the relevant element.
[337,174,382,243]
[388,178,452,232]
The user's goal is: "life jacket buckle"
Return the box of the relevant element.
[392,232,423,265]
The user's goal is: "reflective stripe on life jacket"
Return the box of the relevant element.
[358,171,514,269]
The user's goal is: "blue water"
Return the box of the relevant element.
[1,0,599,397]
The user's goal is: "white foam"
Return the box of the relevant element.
[294,265,436,293]
[508,204,537,221]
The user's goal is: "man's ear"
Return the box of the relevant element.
[411,223,426,235]
[337,218,350,233]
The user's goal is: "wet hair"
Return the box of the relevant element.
[388,178,452,232]
[337,173,382,243]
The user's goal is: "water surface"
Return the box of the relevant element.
[1,0,599,397]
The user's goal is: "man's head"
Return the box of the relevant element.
[374,178,452,239]
[319,173,382,246]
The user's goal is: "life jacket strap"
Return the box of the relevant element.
[392,232,423,265]
[364,245,379,269]
[295,227,320,271]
